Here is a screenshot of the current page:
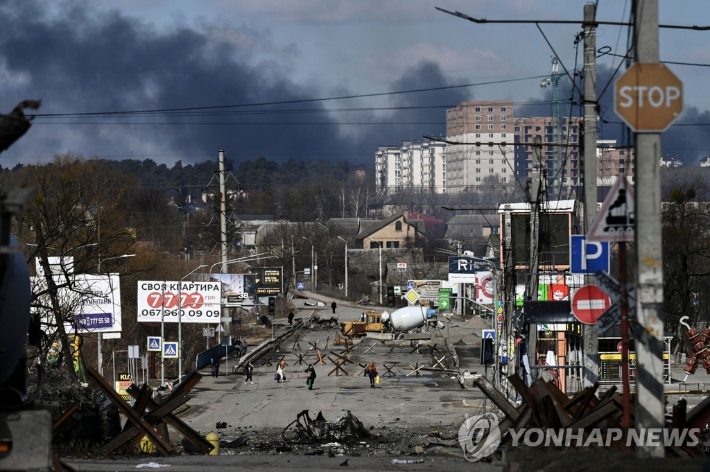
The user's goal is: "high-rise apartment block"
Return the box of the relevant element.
[375,140,446,193]
[374,100,634,194]
[445,101,514,191]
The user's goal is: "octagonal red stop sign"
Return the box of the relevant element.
[572,285,611,325]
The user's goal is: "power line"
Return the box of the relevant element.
[33,75,548,118]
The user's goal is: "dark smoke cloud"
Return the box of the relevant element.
[516,64,710,165]
[0,0,467,168]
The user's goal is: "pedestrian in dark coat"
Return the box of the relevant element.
[244,361,254,384]
[365,362,378,388]
[304,364,317,390]
[331,301,337,314]
[288,311,295,325]
[211,358,219,378]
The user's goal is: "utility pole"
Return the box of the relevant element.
[633,0,666,458]
[218,150,228,273]
[526,136,544,379]
[582,3,599,389]
[218,150,229,348]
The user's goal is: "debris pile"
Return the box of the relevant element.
[473,374,708,459]
[29,366,120,452]
[302,316,340,330]
[282,410,371,444]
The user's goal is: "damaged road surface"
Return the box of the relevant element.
[282,410,370,444]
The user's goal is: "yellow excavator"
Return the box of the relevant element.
[340,312,385,337]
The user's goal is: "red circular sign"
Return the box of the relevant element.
[572,285,611,324]
[617,341,624,352]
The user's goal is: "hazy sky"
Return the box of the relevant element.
[1,0,709,168]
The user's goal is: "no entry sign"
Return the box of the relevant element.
[572,285,611,325]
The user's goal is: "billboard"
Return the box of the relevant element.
[256,267,283,295]
[136,281,221,323]
[32,274,123,334]
[194,273,258,307]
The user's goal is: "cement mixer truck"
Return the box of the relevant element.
[342,306,437,340]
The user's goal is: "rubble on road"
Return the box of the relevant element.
[302,315,340,330]
[282,410,371,444]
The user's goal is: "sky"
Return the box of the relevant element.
[1,0,710,169]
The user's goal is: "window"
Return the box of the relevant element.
[475,115,481,121]
[476,142,481,147]
[488,115,494,121]
[476,168,481,173]
[386,241,399,249]
[501,115,507,121]
[476,177,481,182]
[489,168,495,174]
[475,124,481,130]
[515,126,520,132]
[488,124,494,130]
[489,158,494,163]
[501,106,506,112]
[475,151,481,156]
[502,133,507,138]
[395,221,402,231]
[475,133,481,138]
[502,177,507,182]
[488,107,493,112]
[489,133,494,138]
[489,151,494,156]
[501,124,507,130]
[475,158,481,164]
[475,106,481,112]
[502,167,507,173]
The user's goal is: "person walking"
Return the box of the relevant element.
[276,360,287,383]
[211,358,219,378]
[288,311,295,325]
[365,362,378,388]
[331,301,337,314]
[244,361,254,384]
[304,364,317,390]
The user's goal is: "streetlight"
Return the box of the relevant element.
[336,236,348,299]
[178,264,208,383]
[97,254,135,376]
[367,238,383,305]
[302,237,314,291]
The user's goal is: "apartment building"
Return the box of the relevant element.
[445,101,514,191]
[374,140,446,193]
[513,116,582,188]
[597,139,635,186]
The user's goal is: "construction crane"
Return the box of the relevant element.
[540,56,562,190]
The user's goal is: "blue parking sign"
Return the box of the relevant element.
[571,235,609,274]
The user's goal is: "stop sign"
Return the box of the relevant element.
[572,285,611,325]
[614,63,683,132]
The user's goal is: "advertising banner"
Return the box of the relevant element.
[32,274,123,334]
[136,280,221,323]
[256,267,283,295]
[193,273,257,307]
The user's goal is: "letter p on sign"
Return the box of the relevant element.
[614,63,683,132]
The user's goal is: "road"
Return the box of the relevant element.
[65,293,496,471]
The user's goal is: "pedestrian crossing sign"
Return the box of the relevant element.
[147,336,161,352]
[163,342,178,358]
